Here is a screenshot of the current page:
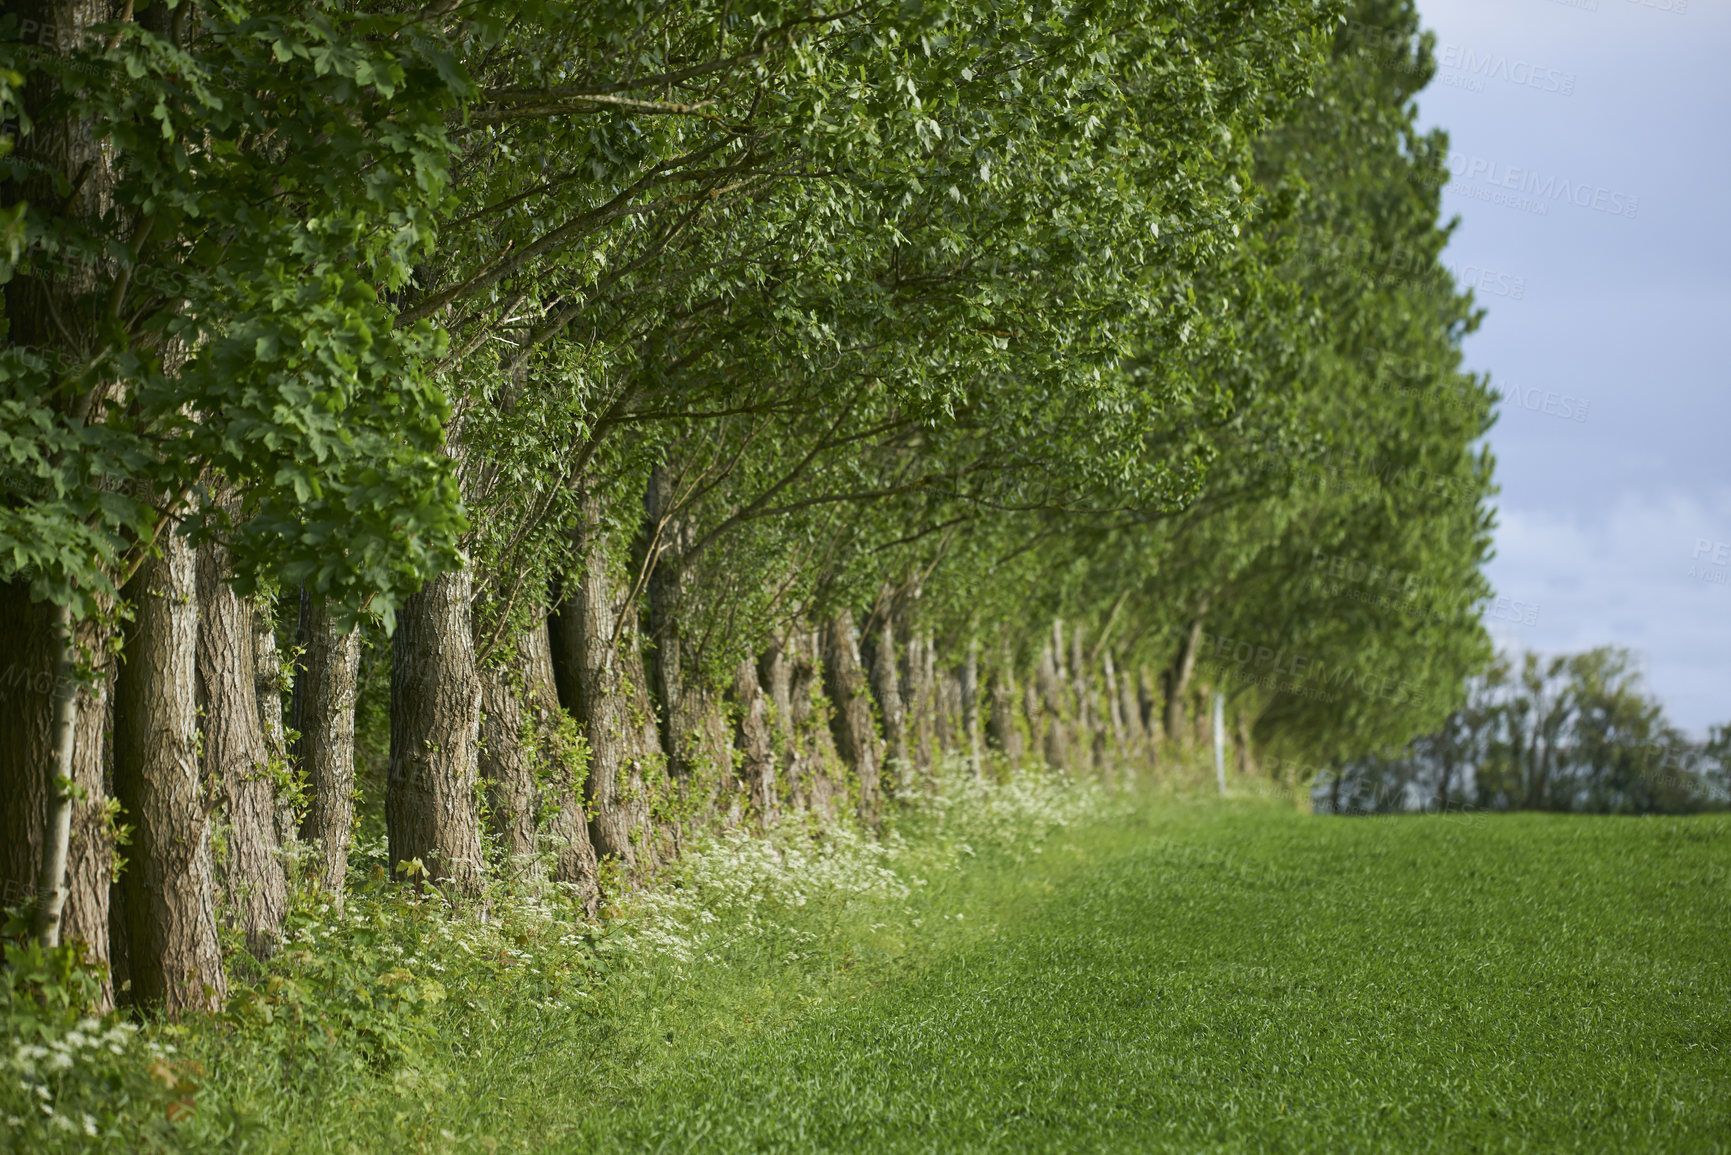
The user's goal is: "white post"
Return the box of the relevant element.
[1212,691,1227,796]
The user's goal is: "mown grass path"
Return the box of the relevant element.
[564,803,1730,1153]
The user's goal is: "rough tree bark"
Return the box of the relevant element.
[961,638,982,779]
[1021,677,1044,766]
[864,610,907,792]
[388,569,484,895]
[298,597,361,903]
[1137,665,1159,738]
[793,629,846,819]
[1034,642,1070,770]
[643,463,731,809]
[1163,602,1209,747]
[730,657,777,823]
[757,638,801,811]
[986,646,1025,768]
[1067,624,1097,773]
[113,529,226,1016]
[60,634,111,999]
[551,495,651,871]
[0,585,114,1002]
[821,609,880,817]
[935,658,964,756]
[196,533,286,959]
[642,465,687,769]
[483,622,599,910]
[1117,651,1150,773]
[759,633,842,820]
[899,631,936,780]
[518,620,599,911]
[250,597,296,852]
[479,655,537,866]
[32,601,78,949]
[1103,648,1129,774]
[821,609,882,823]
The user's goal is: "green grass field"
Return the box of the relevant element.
[14,792,1729,1153]
[543,803,1731,1154]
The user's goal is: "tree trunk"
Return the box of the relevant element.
[821,609,882,823]
[789,629,846,819]
[1116,653,1145,750]
[113,529,226,1017]
[865,612,907,792]
[3,0,110,358]
[1067,623,1096,773]
[0,584,113,1003]
[1022,678,1045,767]
[759,633,840,819]
[61,631,112,1004]
[1034,644,1069,770]
[388,568,484,896]
[479,656,537,867]
[196,534,286,960]
[518,619,599,912]
[551,495,650,871]
[31,600,78,949]
[730,657,777,823]
[1437,744,1454,812]
[961,638,982,780]
[899,631,936,780]
[1137,665,1159,736]
[1163,604,1209,747]
[1235,711,1256,780]
[1103,648,1128,769]
[643,465,733,827]
[482,622,598,909]
[758,638,800,811]
[298,597,362,903]
[986,652,1024,769]
[250,596,296,851]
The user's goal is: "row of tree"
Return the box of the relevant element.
[1316,647,1731,815]
[3,0,1498,1018]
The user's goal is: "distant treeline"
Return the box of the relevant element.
[1317,648,1731,815]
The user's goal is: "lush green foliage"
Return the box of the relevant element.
[2,0,1503,760]
[1,3,469,622]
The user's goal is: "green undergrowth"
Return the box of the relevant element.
[2,761,1122,1152]
[6,776,1730,1153]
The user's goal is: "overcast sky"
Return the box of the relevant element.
[1410,0,1730,733]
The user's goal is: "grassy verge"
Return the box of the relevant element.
[3,764,1119,1152]
[6,778,1729,1152]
